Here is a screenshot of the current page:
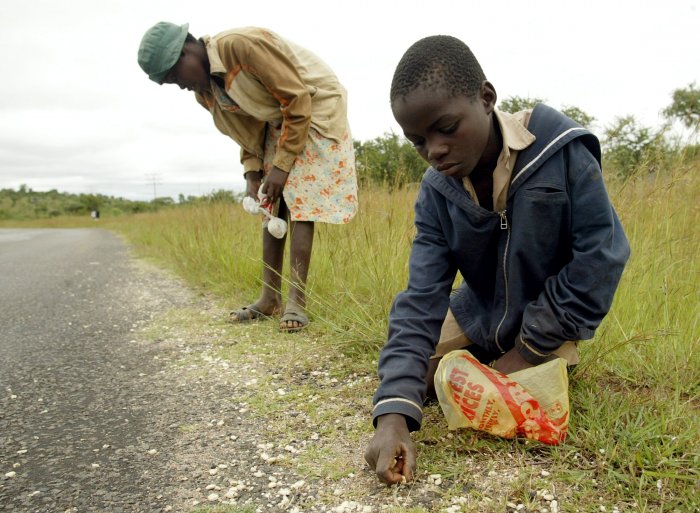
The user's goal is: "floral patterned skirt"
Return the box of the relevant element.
[262,125,358,224]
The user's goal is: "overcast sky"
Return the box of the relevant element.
[1,0,698,201]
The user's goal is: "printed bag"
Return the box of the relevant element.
[434,350,569,445]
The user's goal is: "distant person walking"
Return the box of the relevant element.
[138,22,358,332]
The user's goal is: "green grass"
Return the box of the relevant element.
[8,155,699,511]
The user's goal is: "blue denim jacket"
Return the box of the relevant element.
[373,104,630,430]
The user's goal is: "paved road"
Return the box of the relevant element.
[0,228,203,512]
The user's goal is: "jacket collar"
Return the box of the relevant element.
[494,109,536,161]
[201,35,227,76]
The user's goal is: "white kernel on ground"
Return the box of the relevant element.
[428,473,443,486]
[207,493,219,501]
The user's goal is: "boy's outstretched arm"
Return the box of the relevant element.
[367,184,457,484]
[364,414,416,485]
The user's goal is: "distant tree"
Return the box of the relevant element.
[65,202,84,214]
[206,189,237,203]
[602,115,667,177]
[662,82,699,132]
[561,105,596,129]
[80,194,100,212]
[354,132,426,186]
[498,95,545,114]
[152,196,175,207]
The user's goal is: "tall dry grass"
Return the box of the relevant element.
[109,157,699,381]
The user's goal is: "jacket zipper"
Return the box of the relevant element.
[494,209,510,353]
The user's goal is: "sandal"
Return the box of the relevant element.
[279,304,309,333]
[228,304,274,324]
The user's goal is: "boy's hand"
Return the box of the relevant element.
[261,166,289,205]
[244,170,262,200]
[364,413,416,485]
[493,348,535,374]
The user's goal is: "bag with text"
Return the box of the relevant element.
[434,350,570,445]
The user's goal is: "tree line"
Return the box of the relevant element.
[0,186,245,221]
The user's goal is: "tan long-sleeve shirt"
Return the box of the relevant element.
[194,27,349,173]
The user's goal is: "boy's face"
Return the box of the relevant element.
[392,82,496,179]
[163,43,210,94]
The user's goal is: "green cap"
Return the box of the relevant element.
[138,22,189,84]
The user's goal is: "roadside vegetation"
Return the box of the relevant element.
[3,85,698,512]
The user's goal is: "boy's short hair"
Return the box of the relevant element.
[390,35,486,103]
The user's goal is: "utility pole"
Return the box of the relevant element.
[145,173,162,201]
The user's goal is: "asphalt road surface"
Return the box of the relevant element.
[0,228,216,512]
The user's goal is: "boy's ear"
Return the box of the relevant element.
[480,80,497,111]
